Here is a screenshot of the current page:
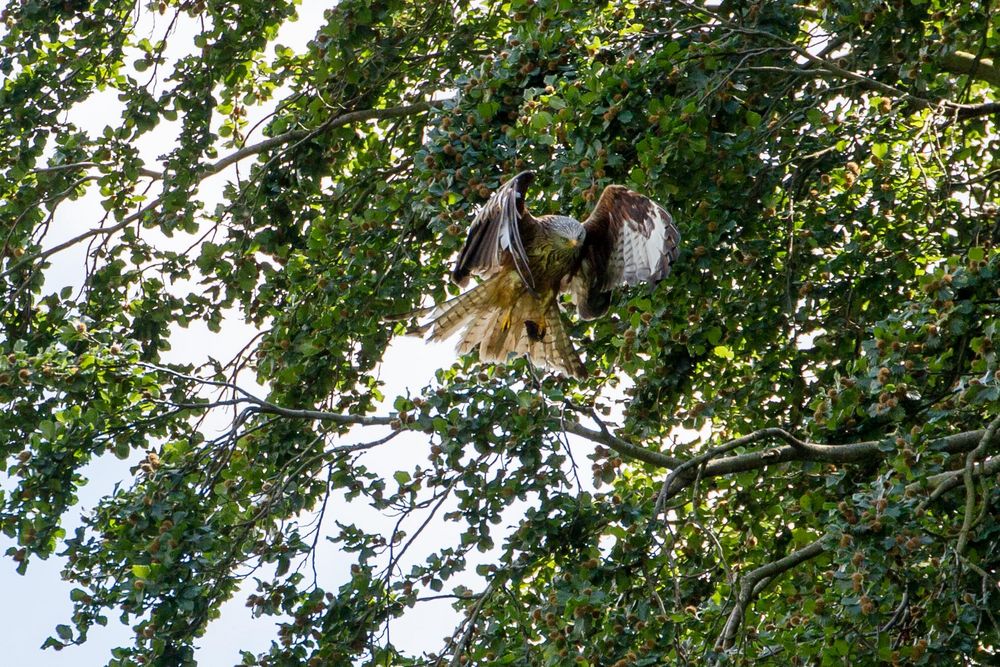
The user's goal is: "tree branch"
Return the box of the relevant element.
[142,362,395,427]
[716,538,828,652]
[956,415,1000,554]
[563,411,990,503]
[952,101,1000,120]
[659,429,986,500]
[208,100,434,176]
[565,420,681,469]
[912,455,1000,511]
[0,194,166,282]
[442,581,494,667]
[939,51,1000,87]
[654,428,811,516]
[30,161,163,179]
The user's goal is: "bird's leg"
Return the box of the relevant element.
[524,291,555,342]
[499,307,514,334]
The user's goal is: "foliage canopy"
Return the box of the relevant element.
[1,0,999,664]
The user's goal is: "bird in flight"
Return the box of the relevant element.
[412,171,680,378]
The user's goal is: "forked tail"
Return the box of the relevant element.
[409,277,586,379]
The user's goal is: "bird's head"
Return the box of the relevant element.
[548,216,586,250]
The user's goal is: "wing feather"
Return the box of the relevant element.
[452,171,538,293]
[570,185,680,319]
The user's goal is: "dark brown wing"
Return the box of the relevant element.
[570,185,680,319]
[452,171,538,293]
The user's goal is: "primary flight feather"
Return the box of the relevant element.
[415,170,680,379]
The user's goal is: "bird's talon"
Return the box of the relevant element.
[525,320,547,342]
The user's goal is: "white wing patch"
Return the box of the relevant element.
[620,206,677,286]
[644,209,668,275]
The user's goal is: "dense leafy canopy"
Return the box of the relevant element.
[2,0,999,664]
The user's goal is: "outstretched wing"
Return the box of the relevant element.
[571,185,680,320]
[452,171,538,293]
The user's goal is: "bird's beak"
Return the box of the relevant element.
[568,238,578,248]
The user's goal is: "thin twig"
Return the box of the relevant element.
[444,582,494,667]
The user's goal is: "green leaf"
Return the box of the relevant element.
[713,345,734,360]
[530,111,553,131]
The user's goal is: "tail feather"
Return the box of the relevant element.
[409,276,587,379]
[458,303,504,357]
[540,301,588,379]
[423,284,494,342]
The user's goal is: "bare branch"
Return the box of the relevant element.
[878,589,910,634]
[0,194,165,282]
[30,161,163,179]
[564,411,990,502]
[952,101,1000,120]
